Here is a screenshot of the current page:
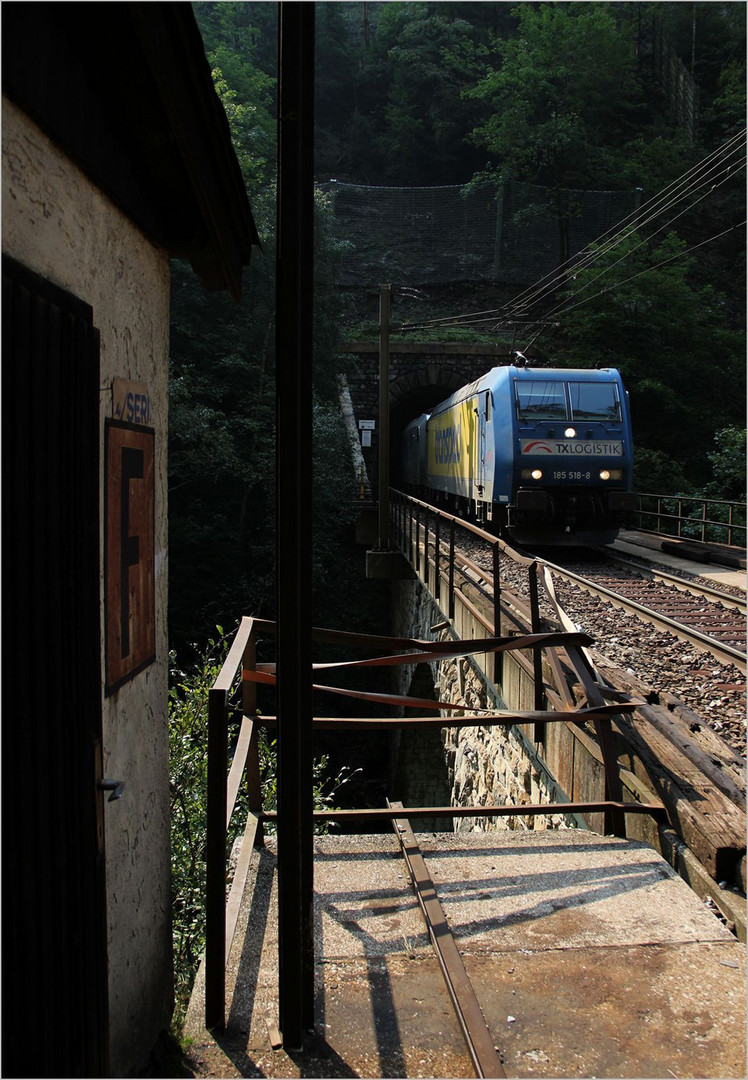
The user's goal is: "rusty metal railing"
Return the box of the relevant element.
[635,491,746,547]
[203,599,665,1043]
[205,615,262,1030]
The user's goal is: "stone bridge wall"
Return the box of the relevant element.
[389,578,572,834]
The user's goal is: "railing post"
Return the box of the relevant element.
[424,508,430,589]
[241,625,257,717]
[493,541,502,686]
[528,561,545,740]
[448,519,456,621]
[415,506,421,576]
[206,686,228,1030]
[434,512,441,603]
[408,500,414,565]
[701,501,707,543]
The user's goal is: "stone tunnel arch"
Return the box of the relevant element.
[389,661,452,830]
[389,365,467,485]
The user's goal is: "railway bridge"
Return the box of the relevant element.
[182,502,746,1079]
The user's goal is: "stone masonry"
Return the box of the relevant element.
[391,579,573,834]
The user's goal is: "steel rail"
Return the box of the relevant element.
[604,551,747,611]
[388,801,506,1079]
[444,509,746,670]
[539,558,747,673]
[259,800,667,823]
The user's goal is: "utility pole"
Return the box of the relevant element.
[377,283,391,550]
[366,283,408,579]
[275,0,315,1051]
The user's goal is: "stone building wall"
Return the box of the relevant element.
[3,96,172,1074]
[439,658,573,834]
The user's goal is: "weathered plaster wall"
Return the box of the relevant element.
[3,97,172,1074]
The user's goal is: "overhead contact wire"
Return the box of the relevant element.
[548,220,746,320]
[399,131,746,335]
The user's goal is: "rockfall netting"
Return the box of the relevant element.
[320,179,638,287]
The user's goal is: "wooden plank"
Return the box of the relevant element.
[595,656,746,804]
[214,614,254,693]
[226,715,254,828]
[225,814,260,963]
[614,709,746,882]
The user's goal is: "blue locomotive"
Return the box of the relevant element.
[400,363,636,545]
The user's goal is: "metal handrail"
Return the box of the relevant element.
[205,615,261,1030]
[391,489,634,834]
[202,549,663,1034]
[635,492,746,547]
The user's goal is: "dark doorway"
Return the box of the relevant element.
[390,663,452,831]
[2,257,110,1077]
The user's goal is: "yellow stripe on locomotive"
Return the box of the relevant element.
[427,398,478,482]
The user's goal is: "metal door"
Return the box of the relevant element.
[477,391,489,495]
[2,256,110,1077]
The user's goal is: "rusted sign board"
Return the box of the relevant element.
[105,419,155,693]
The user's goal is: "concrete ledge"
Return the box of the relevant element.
[183,831,745,1079]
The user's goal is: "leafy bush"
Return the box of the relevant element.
[168,628,358,1029]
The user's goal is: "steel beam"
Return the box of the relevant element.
[275,0,315,1049]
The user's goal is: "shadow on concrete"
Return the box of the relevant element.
[314,873,409,1078]
[212,844,275,1077]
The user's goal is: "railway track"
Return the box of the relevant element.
[444,527,746,673]
[535,550,747,673]
[403,507,746,757]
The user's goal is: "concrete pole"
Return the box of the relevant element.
[378,283,391,549]
[275,0,315,1050]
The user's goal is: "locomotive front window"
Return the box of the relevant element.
[515,381,567,420]
[569,382,621,421]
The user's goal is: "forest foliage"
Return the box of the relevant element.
[172,3,744,652]
[170,0,747,661]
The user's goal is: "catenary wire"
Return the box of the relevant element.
[540,156,746,321]
[538,220,746,323]
[500,131,746,318]
[399,131,746,335]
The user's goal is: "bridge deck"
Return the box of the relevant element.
[183,829,745,1078]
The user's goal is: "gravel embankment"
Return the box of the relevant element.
[458,531,746,759]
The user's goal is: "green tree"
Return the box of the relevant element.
[370,2,491,183]
[314,1,506,184]
[551,229,745,488]
[467,3,644,190]
[652,1,746,145]
[703,426,746,500]
[169,628,357,1027]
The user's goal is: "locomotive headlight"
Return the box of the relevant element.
[521,469,544,480]
[564,427,577,438]
[599,470,611,481]
[531,469,543,480]
[599,469,623,481]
